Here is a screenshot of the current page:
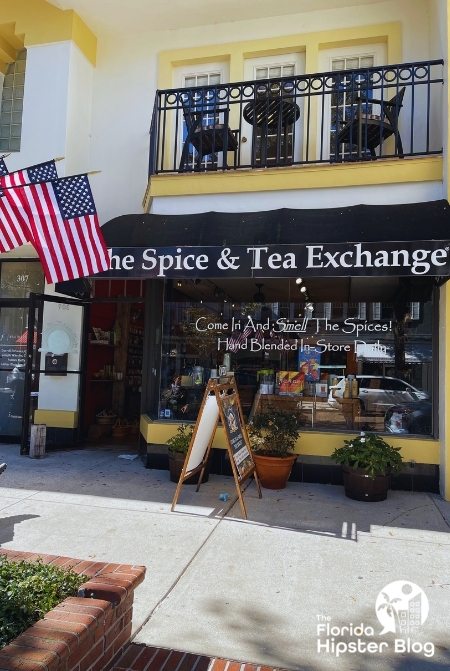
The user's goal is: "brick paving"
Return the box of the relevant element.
[112,644,282,671]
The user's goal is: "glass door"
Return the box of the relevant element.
[21,293,88,454]
[0,300,31,441]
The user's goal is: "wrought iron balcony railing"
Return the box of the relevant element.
[148,60,443,175]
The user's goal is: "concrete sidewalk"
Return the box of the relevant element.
[0,445,449,671]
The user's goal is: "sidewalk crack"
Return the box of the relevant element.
[130,493,237,640]
[427,493,450,530]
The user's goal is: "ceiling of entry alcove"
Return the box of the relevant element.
[171,277,435,304]
[48,0,387,35]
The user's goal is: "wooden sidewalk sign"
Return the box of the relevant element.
[171,377,262,519]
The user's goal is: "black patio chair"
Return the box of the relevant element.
[178,97,239,172]
[336,86,406,160]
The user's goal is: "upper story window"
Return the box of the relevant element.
[181,70,223,170]
[0,49,27,152]
[252,63,297,165]
[254,63,295,80]
[242,53,304,167]
[330,54,376,161]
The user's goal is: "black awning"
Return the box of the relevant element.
[99,200,450,279]
[102,200,450,247]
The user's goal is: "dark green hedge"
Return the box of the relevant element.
[0,555,86,648]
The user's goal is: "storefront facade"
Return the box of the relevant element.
[2,0,450,498]
[95,201,448,492]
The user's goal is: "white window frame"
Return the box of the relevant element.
[173,62,228,170]
[318,44,387,161]
[242,53,305,166]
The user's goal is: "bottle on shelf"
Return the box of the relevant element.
[343,379,351,399]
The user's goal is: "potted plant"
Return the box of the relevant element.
[167,423,209,484]
[331,431,403,501]
[247,409,301,489]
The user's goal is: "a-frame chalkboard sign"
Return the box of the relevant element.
[171,377,262,519]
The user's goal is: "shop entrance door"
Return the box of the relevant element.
[21,293,88,454]
[0,299,33,442]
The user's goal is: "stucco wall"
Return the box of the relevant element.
[88,0,440,223]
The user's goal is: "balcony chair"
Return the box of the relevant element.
[178,98,239,172]
[336,86,406,160]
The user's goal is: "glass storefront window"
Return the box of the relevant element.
[0,261,44,298]
[158,278,434,436]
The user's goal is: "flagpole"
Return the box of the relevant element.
[0,170,102,193]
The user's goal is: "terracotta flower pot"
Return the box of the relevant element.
[342,465,390,502]
[253,453,297,489]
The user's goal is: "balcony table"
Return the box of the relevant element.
[243,91,300,166]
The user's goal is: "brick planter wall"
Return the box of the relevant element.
[0,549,146,671]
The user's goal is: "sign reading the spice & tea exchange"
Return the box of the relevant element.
[103,241,450,279]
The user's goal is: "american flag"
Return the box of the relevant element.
[0,158,8,177]
[8,174,110,283]
[0,160,58,193]
[228,326,265,351]
[0,161,59,252]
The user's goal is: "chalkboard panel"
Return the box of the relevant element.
[221,392,254,478]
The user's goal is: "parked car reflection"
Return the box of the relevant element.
[384,400,432,435]
[328,375,429,414]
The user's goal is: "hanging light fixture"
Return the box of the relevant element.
[253,283,266,302]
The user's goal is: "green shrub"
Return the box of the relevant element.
[167,423,193,455]
[0,555,86,648]
[331,431,403,477]
[247,408,301,457]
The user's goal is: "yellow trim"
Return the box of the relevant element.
[0,22,24,72]
[159,22,402,88]
[69,12,97,65]
[140,415,229,449]
[299,432,439,465]
[440,282,450,498]
[140,415,439,465]
[0,32,18,64]
[148,156,442,199]
[0,1,96,66]
[34,409,78,429]
[447,0,450,200]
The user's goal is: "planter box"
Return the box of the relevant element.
[342,466,390,502]
[0,549,145,671]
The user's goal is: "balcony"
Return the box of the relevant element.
[148,60,443,176]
